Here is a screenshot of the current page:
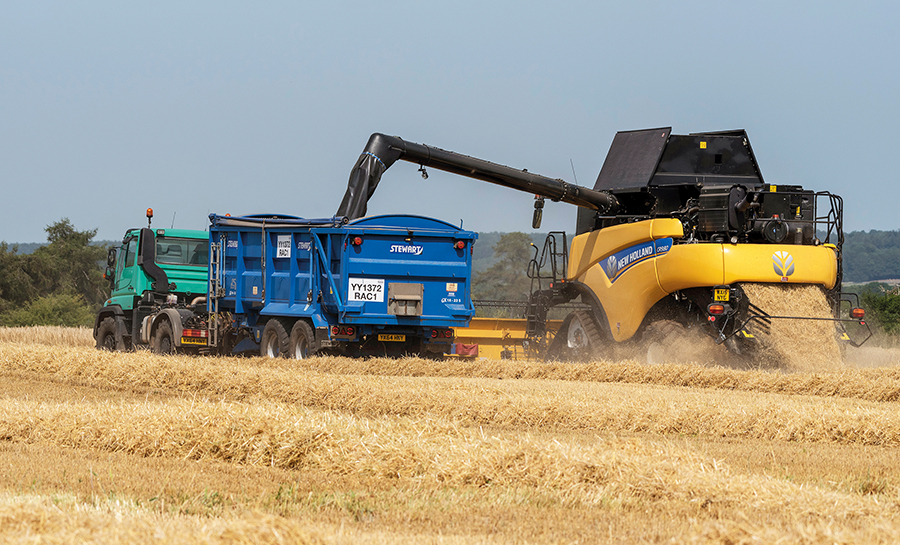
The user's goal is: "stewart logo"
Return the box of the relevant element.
[772,251,795,280]
[390,244,424,256]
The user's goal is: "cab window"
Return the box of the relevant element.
[156,237,207,266]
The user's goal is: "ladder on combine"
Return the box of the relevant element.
[525,232,569,338]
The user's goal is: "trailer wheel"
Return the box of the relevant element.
[260,319,290,358]
[96,317,118,351]
[289,320,317,359]
[152,320,176,355]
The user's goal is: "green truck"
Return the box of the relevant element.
[94,209,210,353]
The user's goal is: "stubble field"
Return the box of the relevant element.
[1,326,899,543]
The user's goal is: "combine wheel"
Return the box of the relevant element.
[260,319,290,358]
[96,317,118,351]
[152,320,177,355]
[643,320,685,365]
[546,309,605,361]
[289,320,317,359]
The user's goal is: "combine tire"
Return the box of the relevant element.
[289,320,317,359]
[546,309,606,362]
[152,320,176,355]
[96,317,117,351]
[260,319,290,358]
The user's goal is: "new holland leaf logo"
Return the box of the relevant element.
[772,251,795,277]
[604,255,618,278]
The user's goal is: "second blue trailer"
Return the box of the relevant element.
[207,213,478,358]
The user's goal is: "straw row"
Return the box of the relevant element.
[3,341,900,404]
[0,396,895,523]
[2,344,900,447]
[0,326,94,348]
[0,493,323,545]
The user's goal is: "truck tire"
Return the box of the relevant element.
[152,320,177,355]
[289,320,317,359]
[260,319,290,358]
[96,317,118,351]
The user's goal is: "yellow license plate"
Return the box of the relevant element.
[378,334,406,342]
[714,289,730,302]
[180,337,208,346]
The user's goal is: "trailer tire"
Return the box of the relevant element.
[96,317,118,351]
[289,320,317,359]
[152,320,177,355]
[260,319,290,358]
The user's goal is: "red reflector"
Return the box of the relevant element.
[708,304,725,315]
[455,240,465,250]
[331,326,339,335]
[431,329,438,338]
[351,236,362,246]
[850,308,865,319]
[443,330,452,338]
[346,327,354,336]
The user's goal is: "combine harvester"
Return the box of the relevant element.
[338,128,871,361]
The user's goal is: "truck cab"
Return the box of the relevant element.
[94,210,208,351]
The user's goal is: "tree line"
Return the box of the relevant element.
[0,219,108,327]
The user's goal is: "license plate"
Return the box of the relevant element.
[714,288,730,302]
[378,334,406,342]
[180,337,208,346]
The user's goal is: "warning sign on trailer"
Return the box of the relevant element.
[276,235,291,258]
[348,278,384,302]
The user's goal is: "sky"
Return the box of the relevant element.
[2,1,899,243]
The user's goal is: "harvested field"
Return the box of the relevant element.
[1,327,900,543]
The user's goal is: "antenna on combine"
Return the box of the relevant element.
[570,159,578,185]
[171,212,176,228]
[146,208,153,228]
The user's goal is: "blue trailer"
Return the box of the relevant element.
[206,213,478,358]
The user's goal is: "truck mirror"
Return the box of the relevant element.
[107,248,117,267]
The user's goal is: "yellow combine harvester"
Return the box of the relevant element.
[338,128,870,360]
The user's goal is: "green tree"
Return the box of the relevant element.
[472,232,534,302]
[0,243,37,313]
[0,292,96,327]
[29,219,108,308]
[0,219,107,327]
[861,286,900,335]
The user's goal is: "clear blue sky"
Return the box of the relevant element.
[2,1,898,243]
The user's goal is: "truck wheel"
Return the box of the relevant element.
[152,320,177,355]
[260,319,290,358]
[289,320,317,359]
[96,317,118,351]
